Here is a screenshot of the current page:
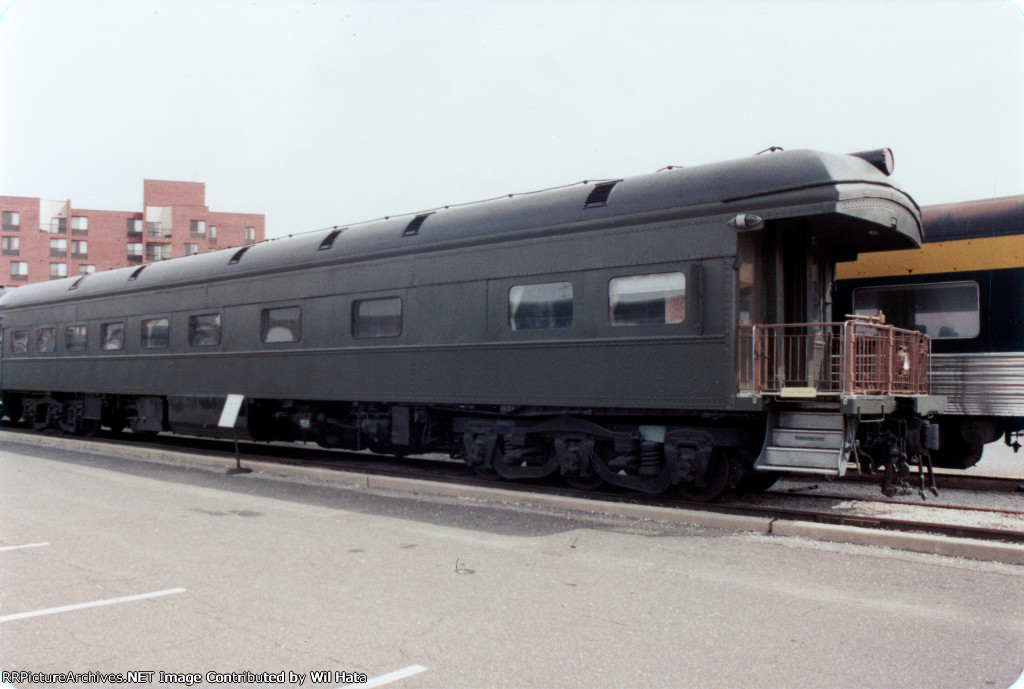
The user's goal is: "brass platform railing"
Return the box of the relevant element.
[738,316,929,397]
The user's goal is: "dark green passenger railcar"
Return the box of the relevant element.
[0,149,943,499]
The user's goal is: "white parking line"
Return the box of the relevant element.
[0,542,50,552]
[363,664,428,688]
[0,587,186,623]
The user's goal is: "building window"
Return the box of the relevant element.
[101,322,125,350]
[11,330,29,353]
[608,272,687,326]
[141,318,170,348]
[189,313,221,346]
[65,324,88,352]
[146,244,171,261]
[2,211,19,232]
[36,327,56,353]
[50,238,67,257]
[209,226,218,243]
[245,227,255,243]
[71,240,88,258]
[71,216,88,235]
[79,264,96,275]
[184,243,199,256]
[49,217,67,234]
[1,236,19,255]
[50,263,68,279]
[190,220,206,238]
[352,297,402,339]
[127,242,144,260]
[853,281,981,339]
[509,282,573,330]
[146,222,164,238]
[10,261,28,281]
[261,306,301,343]
[127,218,143,237]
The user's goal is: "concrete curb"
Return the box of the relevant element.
[4,430,1022,566]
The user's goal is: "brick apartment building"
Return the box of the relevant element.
[0,180,265,286]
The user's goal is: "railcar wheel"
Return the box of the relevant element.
[79,418,101,437]
[676,449,730,502]
[562,441,608,491]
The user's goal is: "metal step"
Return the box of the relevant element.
[777,411,844,431]
[763,446,842,472]
[772,428,844,449]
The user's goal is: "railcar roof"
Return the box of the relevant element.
[0,148,916,309]
[921,194,1024,242]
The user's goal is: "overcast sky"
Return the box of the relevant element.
[1,0,1022,239]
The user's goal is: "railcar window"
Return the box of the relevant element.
[509,282,573,330]
[352,297,402,338]
[141,318,170,349]
[189,314,222,347]
[101,322,125,351]
[261,307,301,343]
[65,325,88,352]
[853,281,980,339]
[12,330,28,354]
[609,272,686,326]
[36,327,56,353]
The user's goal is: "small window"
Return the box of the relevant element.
[2,211,20,231]
[352,297,402,339]
[609,272,687,326]
[141,318,170,348]
[101,322,125,350]
[262,307,301,343]
[509,282,573,330]
[36,327,56,353]
[65,325,88,352]
[189,313,221,346]
[853,281,980,339]
[11,330,28,354]
[50,263,67,279]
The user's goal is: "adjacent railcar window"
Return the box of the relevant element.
[65,325,88,352]
[853,281,980,339]
[508,282,573,330]
[141,318,170,349]
[352,297,402,338]
[36,327,56,353]
[261,307,301,343]
[11,330,28,354]
[189,314,222,346]
[101,322,125,350]
[609,272,687,326]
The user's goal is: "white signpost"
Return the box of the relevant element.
[220,394,251,475]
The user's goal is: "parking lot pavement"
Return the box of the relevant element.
[2,438,1023,689]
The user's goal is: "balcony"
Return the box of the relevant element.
[738,315,929,398]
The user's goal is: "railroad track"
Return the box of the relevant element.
[3,425,1022,545]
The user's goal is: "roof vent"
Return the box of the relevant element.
[128,265,147,282]
[69,274,88,290]
[228,246,251,265]
[402,213,433,237]
[584,181,619,208]
[319,228,345,251]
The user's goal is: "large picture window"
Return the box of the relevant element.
[509,282,573,330]
[65,325,88,352]
[101,322,125,351]
[609,272,686,326]
[189,314,222,346]
[142,318,170,349]
[853,281,980,339]
[352,297,402,339]
[262,307,301,343]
